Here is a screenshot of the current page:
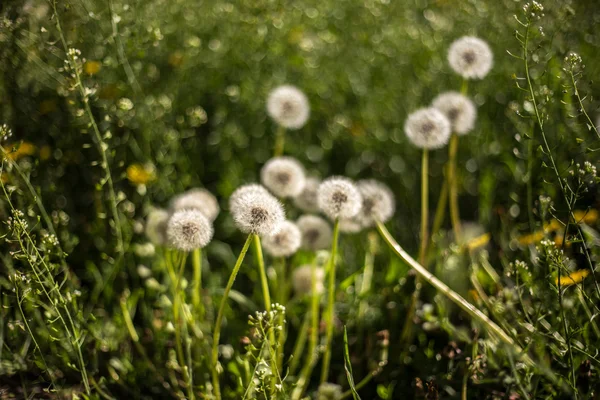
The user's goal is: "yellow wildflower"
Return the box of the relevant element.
[572,209,598,225]
[84,61,102,75]
[555,269,590,287]
[127,163,156,185]
[466,233,490,251]
[2,141,36,161]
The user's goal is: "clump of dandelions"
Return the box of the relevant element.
[432,92,477,135]
[317,177,362,221]
[296,215,332,251]
[170,188,220,222]
[316,382,343,400]
[262,220,302,257]
[260,156,306,198]
[447,36,493,80]
[355,179,396,227]
[231,188,285,236]
[293,176,321,213]
[228,183,269,211]
[404,108,451,149]
[266,85,310,129]
[145,208,170,246]
[292,265,325,296]
[167,209,213,251]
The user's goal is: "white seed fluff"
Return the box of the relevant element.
[356,179,396,227]
[145,208,169,246]
[167,209,213,251]
[261,220,301,257]
[260,156,306,198]
[229,184,270,211]
[338,216,363,234]
[266,85,310,129]
[317,382,343,400]
[293,176,321,213]
[448,36,493,80]
[404,108,451,150]
[317,177,362,221]
[296,215,333,251]
[170,188,220,222]
[432,92,477,135]
[292,265,325,296]
[232,191,285,236]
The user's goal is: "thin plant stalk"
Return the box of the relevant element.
[192,248,204,321]
[431,178,448,241]
[320,219,341,384]
[448,133,461,243]
[288,312,311,376]
[291,258,322,400]
[211,234,253,400]
[171,252,193,399]
[399,148,429,345]
[276,257,288,371]
[376,221,531,364]
[358,234,376,321]
[253,235,272,313]
[274,125,286,157]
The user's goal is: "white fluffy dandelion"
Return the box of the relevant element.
[432,92,477,135]
[316,382,343,400]
[317,177,362,221]
[231,190,285,236]
[356,179,396,227]
[145,208,170,246]
[404,108,451,149]
[262,220,302,257]
[292,265,325,296]
[448,36,493,80]
[170,188,220,222]
[267,85,310,129]
[293,176,320,213]
[228,184,269,211]
[167,209,213,251]
[338,216,363,234]
[260,156,306,198]
[296,215,332,251]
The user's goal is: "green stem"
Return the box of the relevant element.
[399,149,429,346]
[276,257,288,371]
[289,312,311,376]
[376,221,531,364]
[192,248,204,321]
[254,235,272,313]
[431,178,448,241]
[172,252,193,399]
[274,125,286,157]
[358,236,376,321]
[320,219,340,384]
[448,134,462,243]
[211,234,253,400]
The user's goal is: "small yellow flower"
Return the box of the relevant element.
[39,145,52,161]
[3,141,36,161]
[126,163,156,185]
[168,51,184,67]
[555,269,590,287]
[84,61,102,75]
[466,233,490,251]
[572,209,598,225]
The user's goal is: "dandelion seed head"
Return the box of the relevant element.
[448,36,493,79]
[317,382,343,400]
[145,208,169,246]
[293,176,321,213]
[229,184,269,211]
[267,85,310,129]
[339,216,364,234]
[260,156,306,198]
[318,177,362,221]
[170,188,220,222]
[404,107,451,149]
[432,92,477,135]
[232,191,285,236]
[356,179,396,227]
[262,220,301,257]
[296,215,332,251]
[167,209,213,251]
[292,265,325,296]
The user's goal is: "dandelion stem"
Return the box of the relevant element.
[289,311,310,376]
[399,149,429,346]
[376,221,532,364]
[320,219,340,384]
[211,234,253,400]
[254,235,272,313]
[431,178,448,240]
[274,125,286,157]
[192,248,204,321]
[171,252,193,399]
[276,257,288,371]
[448,134,462,243]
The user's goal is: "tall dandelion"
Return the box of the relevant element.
[260,156,306,198]
[432,92,477,242]
[262,220,302,258]
[145,208,169,246]
[401,108,451,347]
[267,85,310,156]
[447,36,493,80]
[294,176,321,213]
[170,188,220,222]
[297,215,333,251]
[355,179,396,228]
[211,188,285,399]
[317,176,362,383]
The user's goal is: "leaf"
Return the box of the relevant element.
[343,326,361,400]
